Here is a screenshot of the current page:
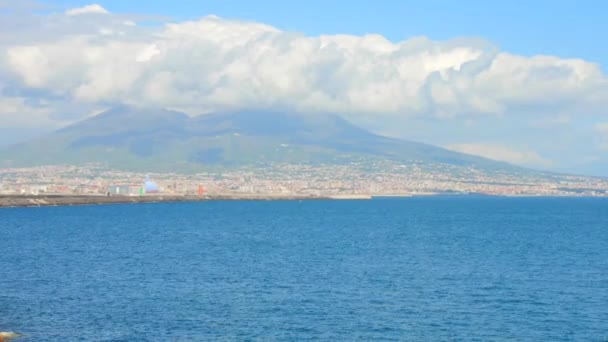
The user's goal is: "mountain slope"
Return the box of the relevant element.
[0,107,521,172]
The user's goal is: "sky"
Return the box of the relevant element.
[46,0,608,67]
[1,0,607,175]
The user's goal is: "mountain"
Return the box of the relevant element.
[0,106,523,173]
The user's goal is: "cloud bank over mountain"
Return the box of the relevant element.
[0,3,607,173]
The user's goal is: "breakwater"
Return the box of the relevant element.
[0,194,347,208]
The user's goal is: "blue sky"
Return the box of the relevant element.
[49,0,607,68]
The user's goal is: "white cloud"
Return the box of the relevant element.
[0,96,56,127]
[446,143,553,167]
[65,4,109,16]
[136,44,160,62]
[4,14,606,119]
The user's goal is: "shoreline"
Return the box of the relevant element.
[0,194,366,208]
[1,193,606,208]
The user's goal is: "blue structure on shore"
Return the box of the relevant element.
[144,175,159,193]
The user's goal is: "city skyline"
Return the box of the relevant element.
[2,163,608,199]
[0,1,607,175]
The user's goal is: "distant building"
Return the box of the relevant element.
[29,185,48,195]
[144,175,160,193]
[107,185,139,196]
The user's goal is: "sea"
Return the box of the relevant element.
[1,197,607,341]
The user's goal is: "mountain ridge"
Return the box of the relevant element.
[0,106,525,173]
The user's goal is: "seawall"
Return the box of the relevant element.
[0,194,351,208]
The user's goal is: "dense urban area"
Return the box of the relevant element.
[1,162,608,198]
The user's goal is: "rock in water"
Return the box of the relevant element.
[0,332,22,341]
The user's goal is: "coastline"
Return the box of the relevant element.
[0,194,365,208]
[1,193,605,208]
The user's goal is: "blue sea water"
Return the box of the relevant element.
[1,197,607,341]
